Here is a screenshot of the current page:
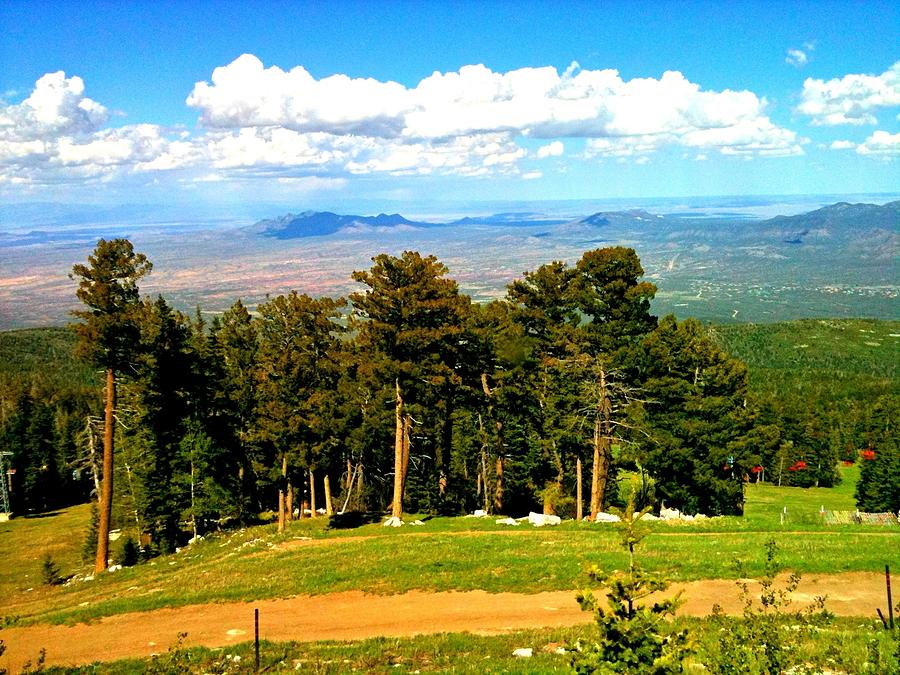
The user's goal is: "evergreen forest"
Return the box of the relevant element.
[1,239,897,560]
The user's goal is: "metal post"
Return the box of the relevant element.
[254,607,260,671]
[887,565,894,630]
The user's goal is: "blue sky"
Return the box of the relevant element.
[1,0,898,211]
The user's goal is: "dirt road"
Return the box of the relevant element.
[0,572,887,671]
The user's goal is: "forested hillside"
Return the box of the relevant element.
[2,242,897,559]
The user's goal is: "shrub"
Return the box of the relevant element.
[119,535,140,567]
[703,539,832,674]
[40,554,62,586]
[571,495,693,673]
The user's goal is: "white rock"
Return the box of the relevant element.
[594,512,621,523]
[495,517,519,526]
[473,509,487,517]
[660,507,681,520]
[527,512,561,527]
[382,516,403,527]
[411,519,425,526]
[639,513,660,521]
[555,647,567,654]
[512,648,533,658]
[107,564,122,572]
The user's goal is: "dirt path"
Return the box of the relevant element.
[0,572,887,672]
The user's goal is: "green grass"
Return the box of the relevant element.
[43,619,900,674]
[1,466,897,628]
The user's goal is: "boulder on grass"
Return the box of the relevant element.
[527,512,561,527]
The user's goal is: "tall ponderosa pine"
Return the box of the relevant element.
[71,238,151,572]
[351,251,471,518]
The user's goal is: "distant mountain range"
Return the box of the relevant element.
[249,211,434,238]
[252,200,899,240]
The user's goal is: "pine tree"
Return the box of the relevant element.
[70,238,151,572]
[636,316,754,516]
[856,395,900,513]
[350,252,471,518]
[213,300,260,522]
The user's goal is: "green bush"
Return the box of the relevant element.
[703,539,832,674]
[119,536,140,567]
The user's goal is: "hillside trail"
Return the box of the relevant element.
[0,572,888,671]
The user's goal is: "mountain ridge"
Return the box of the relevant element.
[251,200,899,240]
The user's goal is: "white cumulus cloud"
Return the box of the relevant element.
[188,55,801,165]
[856,130,900,157]
[829,140,856,150]
[797,61,900,126]
[186,54,413,137]
[536,141,564,158]
[0,73,197,185]
[0,71,107,142]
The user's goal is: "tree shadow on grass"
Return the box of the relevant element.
[23,510,63,519]
[327,511,386,529]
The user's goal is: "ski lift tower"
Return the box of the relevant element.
[0,451,12,519]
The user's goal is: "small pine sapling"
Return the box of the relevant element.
[40,554,62,586]
[119,535,140,567]
[571,492,693,673]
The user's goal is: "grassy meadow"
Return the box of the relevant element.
[1,465,896,630]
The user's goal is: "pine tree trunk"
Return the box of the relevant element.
[309,468,317,518]
[493,455,504,513]
[438,398,451,496]
[590,368,612,520]
[277,453,287,532]
[591,418,601,521]
[400,415,411,499]
[576,457,583,522]
[391,379,404,518]
[324,475,333,516]
[286,481,293,522]
[95,368,115,573]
